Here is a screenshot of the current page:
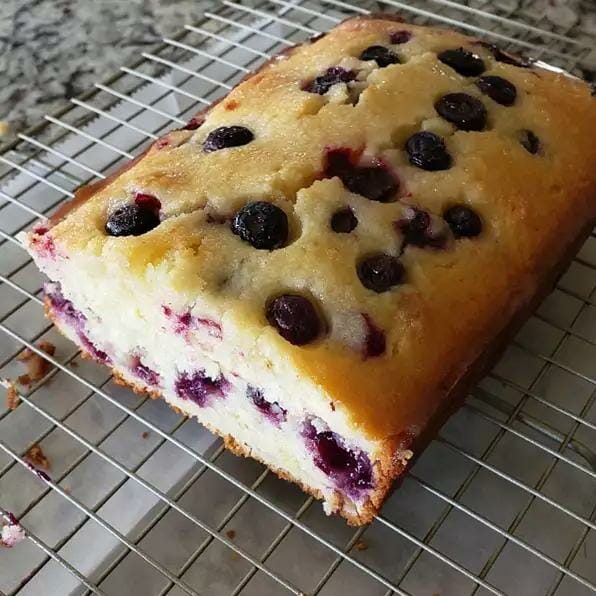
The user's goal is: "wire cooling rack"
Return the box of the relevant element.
[0,1,595,594]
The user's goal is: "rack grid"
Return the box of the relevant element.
[0,1,594,595]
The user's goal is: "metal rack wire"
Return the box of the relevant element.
[0,1,594,594]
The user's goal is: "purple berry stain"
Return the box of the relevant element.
[302,420,373,494]
[247,386,287,426]
[362,314,386,358]
[175,370,229,407]
[163,307,223,340]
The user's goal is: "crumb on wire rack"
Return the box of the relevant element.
[355,539,368,551]
[225,529,236,539]
[1,513,25,548]
[141,431,150,439]
[5,381,19,410]
[25,444,51,471]
[17,340,56,383]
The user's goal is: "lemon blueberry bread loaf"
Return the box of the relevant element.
[23,15,596,524]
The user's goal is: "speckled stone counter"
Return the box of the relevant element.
[0,0,216,134]
[1,0,595,138]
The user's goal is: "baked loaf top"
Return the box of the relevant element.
[36,16,596,440]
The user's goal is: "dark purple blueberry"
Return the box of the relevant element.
[359,45,399,67]
[302,422,373,493]
[182,117,203,130]
[132,356,159,386]
[438,47,485,77]
[203,126,254,152]
[435,93,487,131]
[390,30,411,44]
[247,386,287,425]
[330,207,358,233]
[362,314,386,358]
[325,149,399,203]
[303,66,356,95]
[105,203,160,237]
[357,254,404,293]
[175,370,228,407]
[476,76,517,106]
[231,201,288,250]
[405,131,452,171]
[396,208,447,249]
[478,41,532,68]
[443,205,482,238]
[519,129,540,155]
[266,294,321,346]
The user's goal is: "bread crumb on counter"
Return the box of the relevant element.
[25,444,51,471]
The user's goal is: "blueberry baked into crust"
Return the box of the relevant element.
[22,15,596,525]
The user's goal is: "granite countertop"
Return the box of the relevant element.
[0,0,595,140]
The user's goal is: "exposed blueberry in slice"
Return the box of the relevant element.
[231,201,288,250]
[247,386,287,425]
[303,66,356,95]
[478,41,532,68]
[203,126,254,152]
[390,30,412,44]
[519,129,540,154]
[330,207,358,233]
[78,333,111,364]
[105,204,160,237]
[443,205,482,238]
[476,75,517,106]
[266,294,321,345]
[325,149,398,203]
[362,314,386,358]
[175,370,228,407]
[359,45,399,67]
[302,421,373,493]
[405,131,452,171]
[357,254,405,293]
[182,117,203,130]
[438,47,485,76]
[435,93,487,131]
[45,283,86,325]
[132,356,159,386]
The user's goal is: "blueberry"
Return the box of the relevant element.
[231,201,288,250]
[359,45,399,67]
[105,204,160,237]
[175,370,228,407]
[443,205,482,238]
[325,150,398,202]
[390,30,411,44]
[330,207,358,233]
[476,76,517,106]
[396,208,446,249]
[435,93,487,131]
[478,42,532,68]
[357,254,404,293]
[247,386,287,425]
[303,66,356,95]
[302,423,373,492]
[438,48,485,77]
[405,131,452,171]
[519,129,540,155]
[266,294,321,345]
[203,125,254,152]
